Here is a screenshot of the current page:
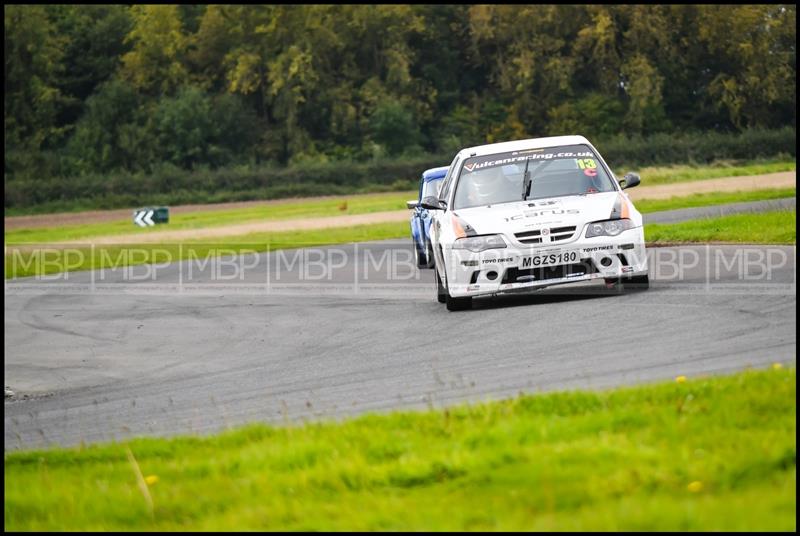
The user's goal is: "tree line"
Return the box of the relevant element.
[5,4,796,182]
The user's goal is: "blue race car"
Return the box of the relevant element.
[407,166,449,268]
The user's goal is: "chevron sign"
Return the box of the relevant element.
[133,209,155,227]
[133,207,169,227]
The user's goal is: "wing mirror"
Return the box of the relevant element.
[619,172,641,189]
[406,200,419,209]
[420,196,446,210]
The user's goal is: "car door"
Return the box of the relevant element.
[411,176,425,252]
[430,155,461,269]
[420,178,441,244]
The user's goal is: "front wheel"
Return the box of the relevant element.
[413,240,427,268]
[435,269,446,303]
[442,267,472,311]
[605,274,650,292]
[424,240,435,269]
[446,293,472,311]
[623,274,650,291]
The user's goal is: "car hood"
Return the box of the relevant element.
[452,192,636,235]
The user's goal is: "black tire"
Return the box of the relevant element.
[435,269,447,303]
[424,240,436,269]
[446,293,472,311]
[623,274,650,291]
[413,241,426,268]
[604,277,623,293]
[605,274,650,292]
[442,267,472,311]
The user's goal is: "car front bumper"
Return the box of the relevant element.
[443,227,648,298]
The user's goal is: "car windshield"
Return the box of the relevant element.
[421,179,441,200]
[452,144,617,209]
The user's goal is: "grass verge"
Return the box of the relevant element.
[5,191,418,243]
[4,367,795,531]
[4,222,410,279]
[644,210,796,245]
[620,158,795,186]
[5,210,796,279]
[633,188,795,214]
[5,159,795,243]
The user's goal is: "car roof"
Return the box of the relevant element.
[422,166,449,182]
[456,135,593,159]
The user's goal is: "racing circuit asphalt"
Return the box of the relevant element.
[4,201,797,450]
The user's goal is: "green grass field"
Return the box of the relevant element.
[5,159,795,244]
[4,186,795,247]
[632,187,795,214]
[4,367,795,531]
[5,192,418,244]
[4,210,795,279]
[621,158,795,185]
[4,222,410,279]
[645,210,796,245]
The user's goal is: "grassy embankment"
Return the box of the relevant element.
[632,188,794,213]
[4,210,796,279]
[4,367,795,531]
[5,160,796,279]
[5,158,795,244]
[644,211,796,245]
[619,158,795,185]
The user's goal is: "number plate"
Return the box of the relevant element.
[521,251,579,268]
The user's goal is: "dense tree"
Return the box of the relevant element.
[120,5,189,96]
[697,4,796,129]
[153,87,258,168]
[64,79,148,174]
[4,4,796,181]
[49,5,133,127]
[4,5,67,154]
[369,101,423,156]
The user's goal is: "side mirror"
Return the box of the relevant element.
[619,172,641,189]
[420,196,445,210]
[406,200,419,210]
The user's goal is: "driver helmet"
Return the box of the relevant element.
[471,166,506,200]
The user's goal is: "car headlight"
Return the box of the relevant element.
[452,234,507,252]
[585,219,634,238]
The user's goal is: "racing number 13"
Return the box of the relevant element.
[576,158,597,169]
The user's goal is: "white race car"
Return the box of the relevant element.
[424,135,649,311]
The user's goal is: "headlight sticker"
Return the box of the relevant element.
[451,214,478,238]
[609,193,630,220]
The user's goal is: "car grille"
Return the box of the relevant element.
[549,226,577,241]
[514,230,542,244]
[501,258,598,284]
[514,225,577,244]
